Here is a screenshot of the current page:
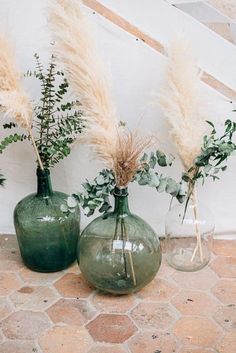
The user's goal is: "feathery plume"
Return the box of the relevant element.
[49,0,117,163]
[49,0,152,186]
[0,35,33,131]
[159,36,209,171]
[0,34,44,170]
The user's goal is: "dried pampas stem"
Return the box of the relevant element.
[49,0,153,186]
[191,187,203,263]
[49,0,118,168]
[29,131,44,171]
[0,34,44,170]
[159,36,209,264]
[159,36,209,171]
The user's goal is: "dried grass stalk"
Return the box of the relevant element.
[114,129,154,187]
[0,34,44,170]
[49,0,153,186]
[49,0,117,161]
[0,35,32,131]
[159,36,209,171]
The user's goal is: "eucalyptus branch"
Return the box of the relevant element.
[0,53,84,170]
[182,119,236,194]
[76,150,186,216]
[181,119,236,223]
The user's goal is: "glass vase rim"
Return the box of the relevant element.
[114,185,129,197]
[36,167,50,177]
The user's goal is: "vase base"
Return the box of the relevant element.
[166,246,211,272]
[22,259,76,273]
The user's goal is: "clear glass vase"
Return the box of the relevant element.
[78,187,162,294]
[165,195,214,272]
[14,168,80,272]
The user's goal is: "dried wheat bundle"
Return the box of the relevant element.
[0,35,32,131]
[114,129,154,187]
[49,0,153,186]
[159,36,209,171]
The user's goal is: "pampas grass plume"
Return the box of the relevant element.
[159,36,209,171]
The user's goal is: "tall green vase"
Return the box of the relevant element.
[14,168,80,272]
[78,187,162,294]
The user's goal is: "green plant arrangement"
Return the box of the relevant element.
[76,150,186,217]
[0,34,83,272]
[49,0,185,294]
[0,53,84,169]
[159,36,236,271]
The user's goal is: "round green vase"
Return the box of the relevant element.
[14,168,80,272]
[78,187,162,294]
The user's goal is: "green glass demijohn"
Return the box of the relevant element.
[78,187,162,294]
[14,168,80,272]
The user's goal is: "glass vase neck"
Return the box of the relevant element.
[113,186,130,216]
[36,168,53,197]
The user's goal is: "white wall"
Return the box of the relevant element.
[0,0,235,238]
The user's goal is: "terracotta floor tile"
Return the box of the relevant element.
[128,331,178,353]
[1,310,51,340]
[88,345,127,353]
[212,280,236,304]
[210,257,236,278]
[0,340,38,353]
[181,347,215,353]
[19,267,62,285]
[171,290,219,316]
[173,316,222,347]
[54,273,94,298]
[10,285,58,310]
[86,314,137,343]
[217,331,236,353]
[213,240,236,257]
[0,272,21,296]
[92,292,136,313]
[65,262,81,274]
[172,267,218,290]
[0,235,235,353]
[47,298,96,325]
[157,255,176,278]
[137,277,178,302]
[213,305,236,331]
[0,250,23,271]
[130,302,177,330]
[0,331,3,343]
[0,298,13,320]
[0,236,18,250]
[39,325,93,353]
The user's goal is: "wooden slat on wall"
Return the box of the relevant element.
[83,0,236,102]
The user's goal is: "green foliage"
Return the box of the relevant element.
[183,119,236,187]
[135,150,186,203]
[74,169,115,216]
[0,53,84,169]
[181,119,236,219]
[60,196,78,214]
[0,134,28,154]
[0,172,6,187]
[76,151,186,217]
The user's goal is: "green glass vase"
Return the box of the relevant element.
[78,187,162,294]
[14,168,80,272]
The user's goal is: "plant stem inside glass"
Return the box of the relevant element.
[166,185,214,271]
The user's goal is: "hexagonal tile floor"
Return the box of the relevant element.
[0,235,235,353]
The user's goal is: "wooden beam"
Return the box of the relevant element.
[83,0,236,101]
